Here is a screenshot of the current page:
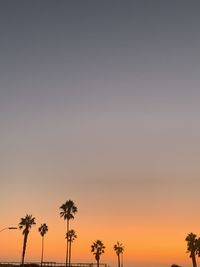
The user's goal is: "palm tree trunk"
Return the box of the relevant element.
[97,259,99,267]
[68,240,72,267]
[121,253,123,267]
[41,236,44,267]
[192,254,197,267]
[66,219,69,267]
[118,254,120,267]
[21,232,28,267]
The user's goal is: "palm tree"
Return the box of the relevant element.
[38,223,48,267]
[185,232,198,267]
[114,242,124,267]
[60,199,77,267]
[91,240,105,267]
[19,214,36,267]
[66,229,77,267]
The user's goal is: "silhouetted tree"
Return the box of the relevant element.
[91,240,105,267]
[185,232,198,267]
[60,200,77,267]
[66,229,77,267]
[114,242,124,267]
[171,264,182,267]
[19,214,36,267]
[38,223,48,267]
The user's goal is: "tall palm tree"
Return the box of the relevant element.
[91,240,105,267]
[66,229,77,267]
[185,232,198,267]
[38,223,48,267]
[19,214,36,267]
[60,199,77,267]
[114,242,124,267]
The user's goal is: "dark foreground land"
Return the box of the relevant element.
[0,263,107,267]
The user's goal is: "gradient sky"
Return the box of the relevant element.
[1,1,200,267]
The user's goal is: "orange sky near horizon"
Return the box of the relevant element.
[0,221,193,263]
[1,199,199,267]
[1,171,200,267]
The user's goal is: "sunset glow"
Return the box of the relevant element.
[1,1,200,267]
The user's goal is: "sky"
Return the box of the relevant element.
[0,1,200,267]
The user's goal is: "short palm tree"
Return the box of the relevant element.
[91,240,105,267]
[185,232,198,267]
[60,199,77,267]
[19,214,36,267]
[66,229,77,267]
[38,223,48,267]
[114,242,124,267]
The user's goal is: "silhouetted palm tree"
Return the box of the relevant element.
[185,232,198,267]
[196,237,200,256]
[38,223,48,267]
[60,200,77,267]
[171,264,182,267]
[19,214,36,267]
[66,229,77,267]
[114,242,124,267]
[91,240,105,267]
